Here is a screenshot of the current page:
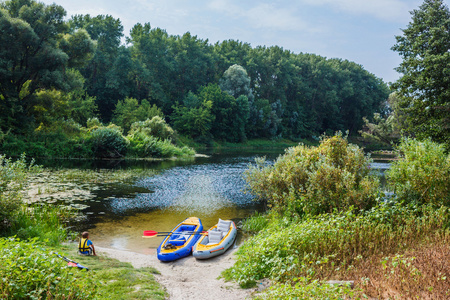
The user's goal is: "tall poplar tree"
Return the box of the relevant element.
[392,0,450,147]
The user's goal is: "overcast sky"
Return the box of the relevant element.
[40,0,433,83]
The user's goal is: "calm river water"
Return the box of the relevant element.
[62,150,283,254]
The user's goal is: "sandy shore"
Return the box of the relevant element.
[97,246,252,300]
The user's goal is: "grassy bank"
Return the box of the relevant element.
[0,238,166,299]
[0,155,167,299]
[212,138,305,150]
[224,135,450,299]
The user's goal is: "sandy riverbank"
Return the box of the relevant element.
[97,246,252,300]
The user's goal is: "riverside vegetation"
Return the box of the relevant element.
[1,135,449,299]
[224,134,450,299]
[0,154,166,299]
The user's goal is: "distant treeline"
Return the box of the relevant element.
[0,0,389,146]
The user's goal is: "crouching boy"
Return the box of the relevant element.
[78,231,96,256]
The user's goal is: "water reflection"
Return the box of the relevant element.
[83,151,281,253]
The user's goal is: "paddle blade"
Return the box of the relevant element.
[143,230,158,237]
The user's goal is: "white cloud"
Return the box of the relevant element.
[207,0,317,32]
[300,0,418,22]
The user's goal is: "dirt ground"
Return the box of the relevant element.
[97,246,253,300]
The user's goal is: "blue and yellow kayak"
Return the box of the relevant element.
[157,217,203,262]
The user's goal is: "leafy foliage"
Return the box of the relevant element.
[392,0,450,148]
[0,237,95,299]
[0,0,69,132]
[127,116,194,158]
[128,116,174,141]
[112,98,163,133]
[255,277,355,300]
[245,133,380,216]
[387,137,450,206]
[89,126,128,158]
[0,0,391,155]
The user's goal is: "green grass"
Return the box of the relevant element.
[213,138,301,149]
[224,203,450,288]
[8,205,69,245]
[55,244,167,300]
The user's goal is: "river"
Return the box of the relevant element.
[56,150,282,254]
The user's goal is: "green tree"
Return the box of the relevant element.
[59,29,95,69]
[392,0,450,147]
[112,97,163,133]
[0,0,69,132]
[219,64,254,101]
[359,92,408,147]
[127,23,174,113]
[69,14,125,121]
[171,98,214,140]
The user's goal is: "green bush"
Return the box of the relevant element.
[129,116,175,141]
[0,237,96,299]
[128,133,194,158]
[387,138,450,206]
[89,126,128,158]
[224,204,450,287]
[0,134,27,156]
[244,133,380,216]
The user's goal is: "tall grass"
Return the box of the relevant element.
[8,205,70,245]
[224,203,450,287]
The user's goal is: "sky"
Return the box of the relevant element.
[38,0,433,84]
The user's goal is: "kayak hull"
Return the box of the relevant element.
[193,220,237,259]
[157,217,203,262]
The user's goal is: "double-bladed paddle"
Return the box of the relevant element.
[52,252,89,271]
[142,230,206,238]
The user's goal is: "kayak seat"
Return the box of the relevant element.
[217,219,231,232]
[168,236,186,246]
[207,230,222,245]
[178,225,196,231]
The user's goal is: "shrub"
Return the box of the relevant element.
[0,237,96,299]
[240,212,270,234]
[128,133,194,158]
[244,133,380,216]
[387,138,450,206]
[89,126,128,158]
[86,117,102,129]
[129,116,175,141]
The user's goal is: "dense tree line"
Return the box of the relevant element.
[0,0,390,147]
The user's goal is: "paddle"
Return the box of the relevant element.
[52,252,89,271]
[143,230,206,238]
